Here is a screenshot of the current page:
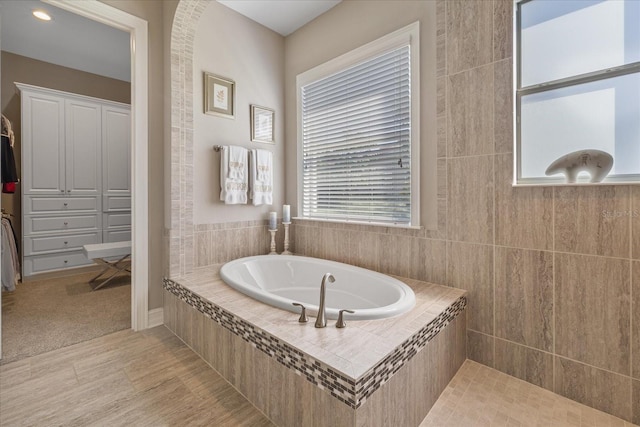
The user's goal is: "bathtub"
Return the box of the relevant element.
[219,255,416,320]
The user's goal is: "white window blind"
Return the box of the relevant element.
[301,45,412,225]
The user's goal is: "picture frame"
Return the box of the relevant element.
[250,105,275,144]
[204,72,235,118]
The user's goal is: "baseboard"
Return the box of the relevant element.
[147,308,164,328]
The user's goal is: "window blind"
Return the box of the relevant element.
[301,45,412,225]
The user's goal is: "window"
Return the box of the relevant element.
[297,23,420,226]
[515,0,640,184]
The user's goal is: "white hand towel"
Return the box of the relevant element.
[250,148,273,206]
[227,145,246,180]
[220,145,248,204]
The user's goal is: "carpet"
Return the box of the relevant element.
[1,271,131,364]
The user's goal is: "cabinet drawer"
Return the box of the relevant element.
[24,214,101,235]
[103,196,131,212]
[23,232,100,256]
[103,212,131,229]
[103,228,131,243]
[23,251,94,276]
[24,196,100,214]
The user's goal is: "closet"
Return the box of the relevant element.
[16,83,131,277]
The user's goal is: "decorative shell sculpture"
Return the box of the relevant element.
[545,149,613,183]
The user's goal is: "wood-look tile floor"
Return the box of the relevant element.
[0,326,273,426]
[1,326,636,427]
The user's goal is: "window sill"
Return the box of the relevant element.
[292,217,422,230]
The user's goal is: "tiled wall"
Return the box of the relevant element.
[193,220,286,267]
[292,1,640,423]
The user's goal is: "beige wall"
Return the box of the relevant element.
[284,0,438,229]
[193,1,284,224]
[291,0,640,423]
[0,51,131,248]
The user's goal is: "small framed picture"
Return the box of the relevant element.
[204,72,235,118]
[250,105,275,144]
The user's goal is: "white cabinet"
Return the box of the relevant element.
[17,83,131,277]
[20,90,65,194]
[102,105,131,195]
[65,98,102,195]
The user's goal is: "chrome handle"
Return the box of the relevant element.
[336,309,355,328]
[292,302,308,323]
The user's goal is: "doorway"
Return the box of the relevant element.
[0,0,149,360]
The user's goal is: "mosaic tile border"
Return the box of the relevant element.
[164,277,466,409]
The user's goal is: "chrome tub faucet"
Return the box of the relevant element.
[314,273,335,328]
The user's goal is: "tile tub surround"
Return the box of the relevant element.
[163,265,466,425]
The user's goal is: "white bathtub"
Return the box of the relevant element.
[219,255,416,320]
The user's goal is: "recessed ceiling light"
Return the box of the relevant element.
[32,10,52,21]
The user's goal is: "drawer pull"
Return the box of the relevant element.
[64,260,68,264]
[60,190,64,193]
[63,222,68,226]
[64,241,68,245]
[63,203,68,207]
[67,190,71,193]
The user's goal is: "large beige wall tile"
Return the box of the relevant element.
[348,230,379,272]
[633,186,640,259]
[436,0,446,77]
[448,242,493,334]
[555,186,630,258]
[467,330,494,367]
[495,154,553,250]
[554,356,632,422]
[437,115,447,159]
[633,379,640,425]
[555,253,630,375]
[633,261,640,379]
[495,247,553,351]
[322,227,350,264]
[409,238,446,285]
[494,338,553,391]
[494,59,513,154]
[447,65,494,157]
[446,0,493,74]
[379,234,410,278]
[493,0,513,61]
[447,156,494,244]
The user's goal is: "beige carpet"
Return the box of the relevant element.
[1,270,131,364]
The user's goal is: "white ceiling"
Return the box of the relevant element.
[0,0,131,82]
[217,0,341,36]
[0,0,341,83]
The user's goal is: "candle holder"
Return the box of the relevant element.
[268,229,278,255]
[282,222,292,255]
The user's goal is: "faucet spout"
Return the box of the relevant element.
[314,273,335,328]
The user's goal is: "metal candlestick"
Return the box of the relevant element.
[282,222,292,255]
[268,229,277,255]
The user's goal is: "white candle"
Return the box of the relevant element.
[269,211,277,230]
[283,205,291,223]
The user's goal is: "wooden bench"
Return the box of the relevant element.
[83,241,131,291]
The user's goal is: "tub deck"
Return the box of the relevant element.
[164,263,467,425]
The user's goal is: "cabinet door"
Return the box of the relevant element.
[66,99,102,195]
[102,105,131,195]
[21,90,65,194]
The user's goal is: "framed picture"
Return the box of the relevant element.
[250,105,275,144]
[204,72,235,118]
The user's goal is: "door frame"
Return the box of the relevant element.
[44,0,149,331]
